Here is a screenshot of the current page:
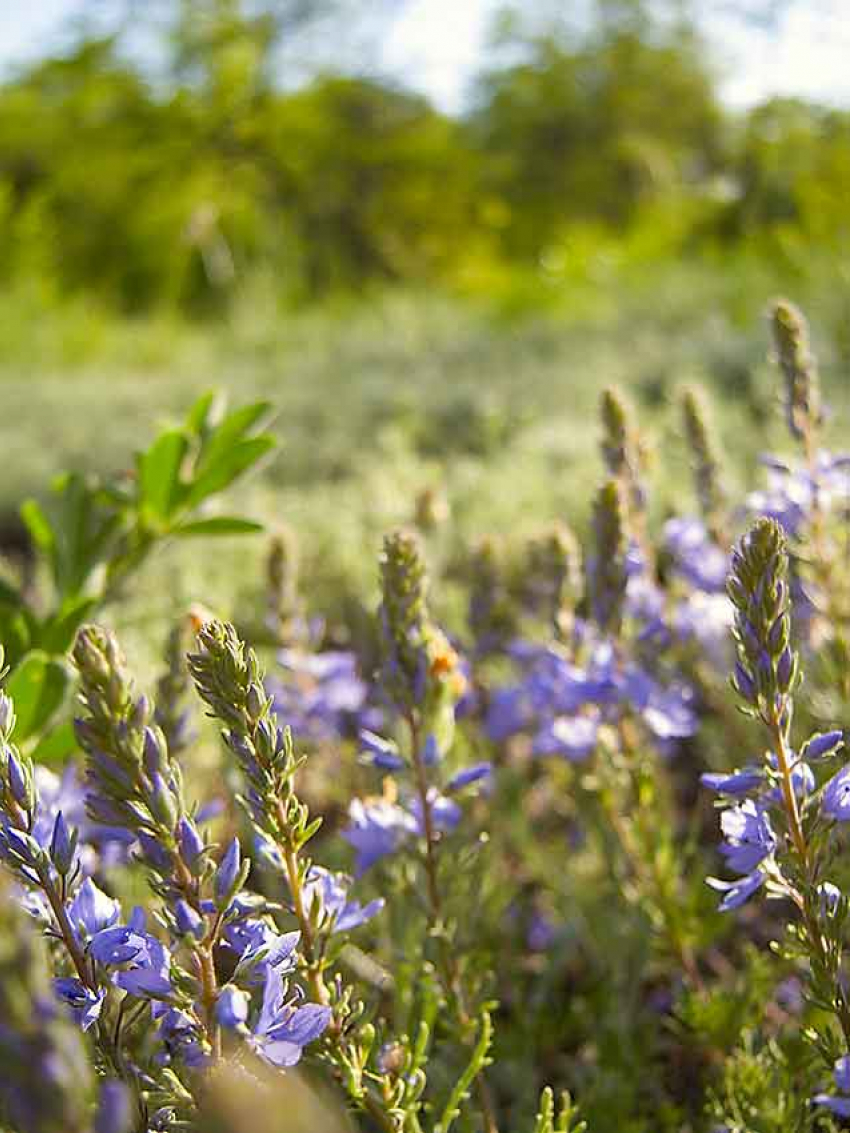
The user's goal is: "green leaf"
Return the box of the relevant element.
[0,609,32,669]
[196,401,274,472]
[29,719,77,765]
[20,499,55,560]
[185,391,221,436]
[173,517,264,537]
[7,651,71,742]
[0,575,21,607]
[43,473,123,600]
[184,436,276,509]
[138,429,189,520]
[36,597,99,655]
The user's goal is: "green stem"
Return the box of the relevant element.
[275,805,399,1133]
[769,713,850,1046]
[407,714,500,1133]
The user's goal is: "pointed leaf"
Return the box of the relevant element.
[20,499,55,560]
[185,391,227,442]
[37,597,99,655]
[173,517,264,537]
[29,720,77,765]
[184,436,276,509]
[138,429,189,520]
[7,650,71,741]
[0,576,21,607]
[196,401,274,473]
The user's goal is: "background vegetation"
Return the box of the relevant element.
[2,0,849,651]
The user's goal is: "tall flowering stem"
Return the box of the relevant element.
[681,385,728,544]
[154,613,198,756]
[770,299,821,459]
[715,517,850,1051]
[73,626,225,1057]
[0,647,132,1086]
[766,300,850,674]
[379,531,465,931]
[467,536,516,657]
[586,481,700,983]
[265,528,304,646]
[600,387,650,561]
[525,522,582,641]
[188,621,400,1132]
[588,479,629,637]
[728,519,804,854]
[378,530,498,1133]
[188,623,327,1001]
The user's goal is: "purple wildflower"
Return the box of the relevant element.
[718,801,776,874]
[248,965,331,1068]
[216,985,250,1029]
[707,869,766,911]
[532,714,599,760]
[342,798,416,875]
[359,730,405,772]
[302,866,384,933]
[54,978,105,1031]
[446,762,493,791]
[410,790,461,836]
[814,1055,850,1117]
[822,766,850,821]
[68,878,121,942]
[701,767,764,797]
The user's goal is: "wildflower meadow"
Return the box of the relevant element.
[0,296,849,1133]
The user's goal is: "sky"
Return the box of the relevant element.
[1,0,850,112]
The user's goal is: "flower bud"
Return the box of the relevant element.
[246,683,266,724]
[215,985,249,1029]
[7,749,33,812]
[732,662,756,705]
[378,1041,406,1075]
[818,882,841,918]
[214,837,243,906]
[143,726,168,779]
[49,812,77,876]
[804,730,844,761]
[148,773,179,830]
[254,717,278,764]
[137,831,172,872]
[0,693,14,737]
[174,899,204,939]
[777,646,794,692]
[177,817,205,872]
[130,694,153,730]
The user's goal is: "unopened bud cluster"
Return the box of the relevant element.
[727,517,797,721]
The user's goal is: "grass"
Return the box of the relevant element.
[2,255,849,668]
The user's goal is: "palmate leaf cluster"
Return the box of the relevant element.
[0,392,274,755]
[1,301,850,1133]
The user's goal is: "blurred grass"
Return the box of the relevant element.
[2,256,849,666]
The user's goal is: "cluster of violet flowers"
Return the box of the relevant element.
[702,515,850,1116]
[0,622,400,1131]
[481,396,702,767]
[341,532,492,876]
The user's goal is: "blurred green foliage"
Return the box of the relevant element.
[0,0,848,315]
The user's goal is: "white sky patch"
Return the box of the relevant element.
[1,0,849,112]
[378,0,496,109]
[712,0,850,109]
[0,1,73,69]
